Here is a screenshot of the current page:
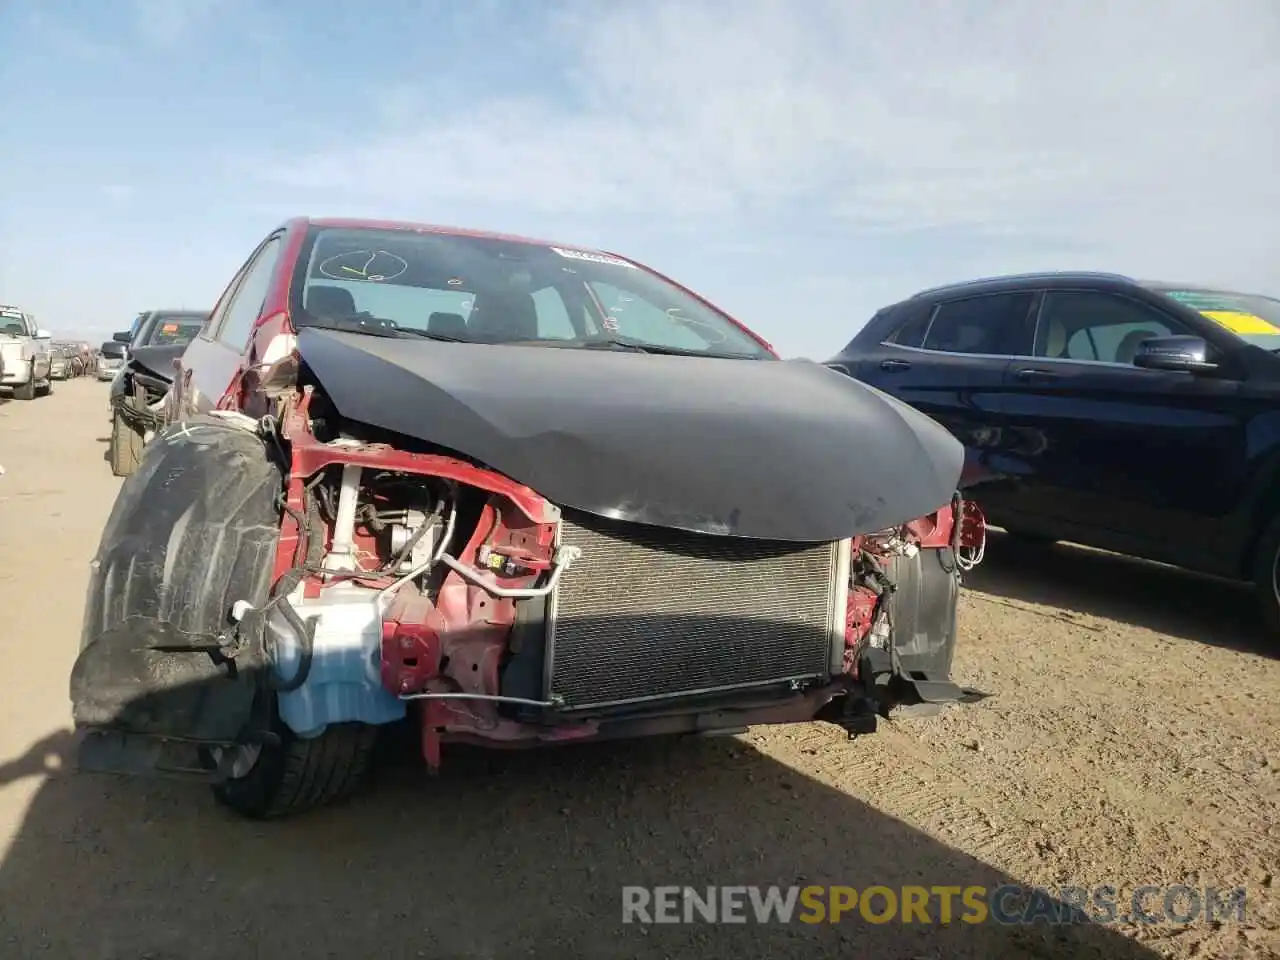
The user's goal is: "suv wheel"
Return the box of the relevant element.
[12,379,35,401]
[1251,513,1280,635]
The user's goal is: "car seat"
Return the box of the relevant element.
[1040,317,1068,358]
[427,312,469,338]
[305,285,358,319]
[468,288,538,341]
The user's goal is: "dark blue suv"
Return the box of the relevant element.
[828,272,1280,634]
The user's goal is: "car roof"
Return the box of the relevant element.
[305,216,570,251]
[907,271,1137,301]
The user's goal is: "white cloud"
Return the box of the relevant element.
[259,0,1279,293]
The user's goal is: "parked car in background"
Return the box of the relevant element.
[107,309,208,476]
[70,215,986,819]
[96,339,128,381]
[0,304,53,400]
[48,346,68,381]
[48,342,86,380]
[827,271,1280,633]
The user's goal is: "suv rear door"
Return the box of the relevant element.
[849,290,1039,502]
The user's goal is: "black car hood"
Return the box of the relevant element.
[295,327,965,542]
[127,343,185,383]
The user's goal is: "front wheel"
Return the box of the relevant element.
[211,717,378,819]
[1250,513,1280,636]
[12,379,35,401]
[109,410,145,476]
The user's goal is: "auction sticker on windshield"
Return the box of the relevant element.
[1198,310,1278,335]
[550,247,637,269]
[1163,289,1280,335]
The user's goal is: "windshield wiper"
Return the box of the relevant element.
[312,320,758,357]
[391,327,471,343]
[305,318,471,342]
[579,337,753,359]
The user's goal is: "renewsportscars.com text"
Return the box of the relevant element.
[620,884,1248,926]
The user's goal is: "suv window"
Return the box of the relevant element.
[884,302,933,348]
[922,292,1035,355]
[215,236,284,348]
[1034,291,1190,365]
[146,316,206,346]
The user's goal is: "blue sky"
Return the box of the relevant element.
[2,0,1276,357]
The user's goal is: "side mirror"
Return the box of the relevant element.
[112,331,132,343]
[1132,335,1219,374]
[35,329,52,340]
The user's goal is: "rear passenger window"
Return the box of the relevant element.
[886,303,933,347]
[923,293,1035,356]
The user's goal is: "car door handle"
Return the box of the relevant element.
[1014,367,1057,382]
[879,359,912,372]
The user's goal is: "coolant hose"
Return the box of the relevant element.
[264,487,326,693]
[266,567,315,693]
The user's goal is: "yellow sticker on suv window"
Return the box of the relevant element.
[1199,310,1280,335]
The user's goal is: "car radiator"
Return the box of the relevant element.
[544,510,850,713]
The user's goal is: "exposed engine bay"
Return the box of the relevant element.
[233,386,988,769]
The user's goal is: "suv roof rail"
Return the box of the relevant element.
[909,271,1135,299]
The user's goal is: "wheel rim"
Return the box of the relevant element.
[1270,546,1280,609]
[211,743,262,779]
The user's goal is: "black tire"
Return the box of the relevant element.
[12,378,35,401]
[1250,513,1280,635]
[109,410,145,477]
[212,719,379,819]
[39,378,52,396]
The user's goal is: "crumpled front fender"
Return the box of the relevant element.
[71,415,283,744]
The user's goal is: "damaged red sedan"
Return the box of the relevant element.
[70,217,987,819]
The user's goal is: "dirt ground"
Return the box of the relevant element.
[0,379,1277,960]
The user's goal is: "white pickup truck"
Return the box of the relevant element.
[0,305,53,400]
